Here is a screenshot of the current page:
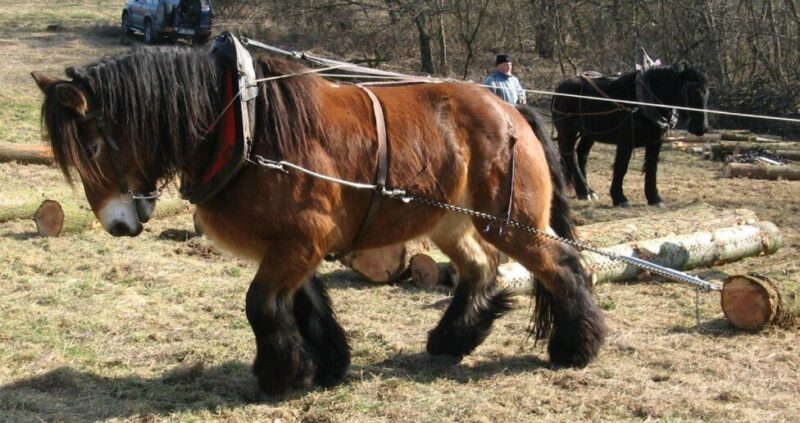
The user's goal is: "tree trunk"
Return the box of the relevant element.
[0,142,54,165]
[415,12,435,74]
[722,163,800,180]
[576,202,759,248]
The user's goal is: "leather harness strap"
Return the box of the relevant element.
[326,85,389,261]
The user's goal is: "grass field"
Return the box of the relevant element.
[1,1,799,422]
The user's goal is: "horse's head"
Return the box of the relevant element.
[676,64,709,136]
[32,70,160,237]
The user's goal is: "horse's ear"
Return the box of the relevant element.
[54,83,90,116]
[31,71,61,92]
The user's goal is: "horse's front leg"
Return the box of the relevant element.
[246,237,350,395]
[643,141,664,207]
[610,144,633,207]
[576,137,598,200]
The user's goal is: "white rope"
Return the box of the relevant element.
[241,38,800,125]
[315,71,800,125]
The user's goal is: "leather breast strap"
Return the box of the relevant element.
[325,85,389,261]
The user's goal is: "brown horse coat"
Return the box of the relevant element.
[33,48,604,395]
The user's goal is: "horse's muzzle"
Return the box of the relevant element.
[109,220,143,237]
[135,198,157,223]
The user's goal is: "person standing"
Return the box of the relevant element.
[484,54,526,104]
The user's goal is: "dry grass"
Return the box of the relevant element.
[2,2,800,422]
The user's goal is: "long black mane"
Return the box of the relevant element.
[41,47,325,185]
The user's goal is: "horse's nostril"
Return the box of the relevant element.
[109,221,130,237]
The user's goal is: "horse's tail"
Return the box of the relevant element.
[515,104,583,344]
[515,104,576,241]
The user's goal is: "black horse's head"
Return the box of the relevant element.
[675,64,709,136]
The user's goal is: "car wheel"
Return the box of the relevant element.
[144,20,155,44]
[121,14,134,35]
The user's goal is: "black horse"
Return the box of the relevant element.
[552,64,709,207]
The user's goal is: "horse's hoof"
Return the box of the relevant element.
[649,202,665,208]
[616,201,630,208]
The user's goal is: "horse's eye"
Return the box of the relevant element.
[85,139,102,159]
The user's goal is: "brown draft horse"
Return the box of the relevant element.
[32,46,605,395]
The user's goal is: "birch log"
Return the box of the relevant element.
[0,142,54,165]
[580,221,781,284]
[722,163,800,180]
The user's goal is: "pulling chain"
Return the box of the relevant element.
[250,155,722,292]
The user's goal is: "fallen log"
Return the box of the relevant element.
[721,274,800,330]
[581,221,781,284]
[707,141,800,161]
[339,243,407,283]
[720,132,757,141]
[722,163,800,180]
[0,142,54,165]
[0,198,190,235]
[576,202,758,248]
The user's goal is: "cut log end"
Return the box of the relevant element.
[33,199,64,237]
[340,244,407,283]
[409,253,439,289]
[721,274,779,331]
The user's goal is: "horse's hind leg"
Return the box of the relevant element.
[426,215,515,357]
[247,239,350,395]
[481,231,606,367]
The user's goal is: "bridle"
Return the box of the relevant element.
[76,109,162,203]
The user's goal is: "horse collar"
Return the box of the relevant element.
[635,71,670,130]
[180,32,258,205]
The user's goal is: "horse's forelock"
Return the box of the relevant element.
[81,47,222,182]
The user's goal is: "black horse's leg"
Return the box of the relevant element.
[643,140,664,207]
[556,122,592,200]
[293,275,351,387]
[426,218,514,357]
[576,137,597,200]
[246,241,335,395]
[609,144,634,207]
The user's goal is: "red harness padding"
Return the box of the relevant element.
[202,68,238,184]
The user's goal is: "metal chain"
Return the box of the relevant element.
[250,155,722,292]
